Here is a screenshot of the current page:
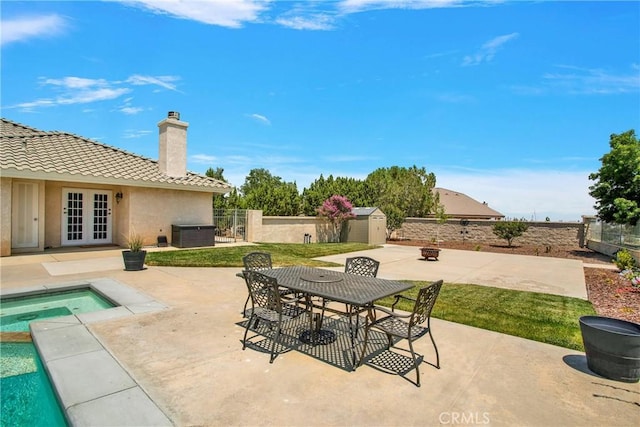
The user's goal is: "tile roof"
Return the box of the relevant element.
[0,118,232,193]
[434,187,504,219]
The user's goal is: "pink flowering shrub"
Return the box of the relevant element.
[317,195,356,242]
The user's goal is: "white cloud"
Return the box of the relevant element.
[12,99,56,110]
[462,32,519,66]
[338,0,464,14]
[120,106,144,115]
[0,14,68,46]
[434,167,596,221]
[9,74,180,112]
[191,154,219,164]
[44,76,106,89]
[118,0,498,30]
[509,64,640,97]
[543,65,640,95]
[276,15,335,31]
[40,77,131,104]
[121,0,270,28]
[248,113,271,125]
[57,87,131,104]
[14,77,131,110]
[126,74,180,91]
[117,96,145,114]
[123,129,153,138]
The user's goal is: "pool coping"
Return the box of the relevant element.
[0,278,173,427]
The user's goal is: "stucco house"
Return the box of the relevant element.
[0,112,232,256]
[433,187,504,220]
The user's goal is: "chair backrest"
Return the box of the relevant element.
[243,252,273,271]
[243,270,282,313]
[410,280,443,327]
[344,256,380,277]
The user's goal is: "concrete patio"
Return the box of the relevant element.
[1,244,638,426]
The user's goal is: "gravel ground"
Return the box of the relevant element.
[390,240,640,324]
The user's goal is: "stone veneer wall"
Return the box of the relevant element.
[397,218,585,247]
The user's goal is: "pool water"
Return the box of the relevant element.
[0,288,117,426]
[1,288,115,332]
[1,342,67,426]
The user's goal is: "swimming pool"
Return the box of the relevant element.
[1,288,115,332]
[0,288,116,426]
[1,279,170,426]
[1,342,67,426]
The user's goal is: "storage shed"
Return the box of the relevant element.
[344,207,387,245]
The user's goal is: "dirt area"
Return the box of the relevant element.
[390,240,640,324]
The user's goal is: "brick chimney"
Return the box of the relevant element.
[158,111,188,178]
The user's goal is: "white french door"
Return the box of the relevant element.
[11,182,39,248]
[62,188,113,246]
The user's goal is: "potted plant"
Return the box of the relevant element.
[122,231,146,271]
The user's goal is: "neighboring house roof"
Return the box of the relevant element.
[352,207,383,217]
[0,118,232,193]
[433,187,504,219]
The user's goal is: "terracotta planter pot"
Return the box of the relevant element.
[579,316,640,383]
[122,250,147,271]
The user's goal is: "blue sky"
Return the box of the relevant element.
[2,1,639,221]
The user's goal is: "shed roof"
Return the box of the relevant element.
[352,207,384,217]
[434,187,504,219]
[0,118,232,193]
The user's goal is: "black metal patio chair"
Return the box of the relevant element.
[358,279,443,387]
[318,256,381,314]
[344,256,380,318]
[242,251,273,271]
[344,256,380,277]
[242,270,311,363]
[342,256,381,331]
[317,256,382,346]
[241,252,277,316]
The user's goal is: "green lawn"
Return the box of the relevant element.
[146,242,375,267]
[146,243,596,351]
[379,281,595,351]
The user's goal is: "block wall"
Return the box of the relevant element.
[396,218,585,247]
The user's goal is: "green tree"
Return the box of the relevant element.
[301,175,371,215]
[205,167,230,210]
[588,130,640,225]
[365,165,437,237]
[225,188,242,209]
[317,195,356,242]
[492,220,529,247]
[240,168,301,216]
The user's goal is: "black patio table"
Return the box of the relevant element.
[260,265,413,368]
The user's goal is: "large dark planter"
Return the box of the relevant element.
[579,316,640,383]
[420,247,440,261]
[122,250,147,271]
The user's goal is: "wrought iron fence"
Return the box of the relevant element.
[585,218,640,249]
[212,209,247,243]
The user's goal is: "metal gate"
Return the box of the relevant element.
[213,209,247,243]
